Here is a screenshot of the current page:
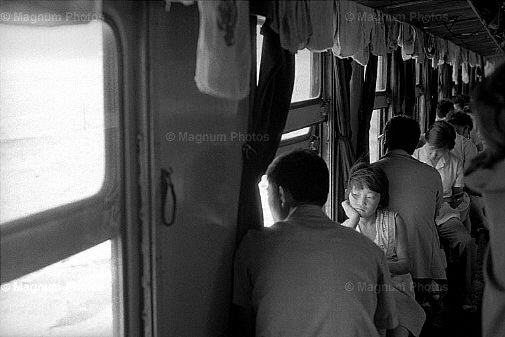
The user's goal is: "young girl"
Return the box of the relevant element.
[342,162,425,337]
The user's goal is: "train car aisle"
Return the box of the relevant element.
[421,231,488,337]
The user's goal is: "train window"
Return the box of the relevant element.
[256,22,321,103]
[281,127,311,142]
[376,56,387,91]
[0,23,105,224]
[369,109,386,163]
[259,175,275,227]
[0,21,121,337]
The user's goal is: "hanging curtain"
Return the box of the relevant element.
[403,58,416,116]
[235,21,295,243]
[389,48,405,116]
[438,63,452,100]
[427,63,438,127]
[356,54,378,161]
[333,57,355,222]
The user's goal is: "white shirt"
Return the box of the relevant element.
[413,145,464,198]
[452,133,478,170]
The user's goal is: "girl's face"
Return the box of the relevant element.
[348,185,381,219]
[426,143,449,164]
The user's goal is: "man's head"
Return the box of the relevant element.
[424,120,456,164]
[447,111,473,138]
[436,99,455,120]
[383,115,421,155]
[266,149,329,221]
[452,95,466,112]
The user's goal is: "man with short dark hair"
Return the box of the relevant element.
[233,149,398,337]
[447,111,478,170]
[436,99,455,121]
[372,116,447,284]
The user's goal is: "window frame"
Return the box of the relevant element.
[0,22,122,287]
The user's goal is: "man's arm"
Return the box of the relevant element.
[233,234,255,337]
[374,254,399,332]
[233,304,255,337]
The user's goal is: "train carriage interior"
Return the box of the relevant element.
[1,0,504,336]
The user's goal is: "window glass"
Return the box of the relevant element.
[0,241,114,337]
[258,175,275,227]
[256,24,320,103]
[281,127,311,141]
[376,56,387,91]
[0,21,119,337]
[369,109,383,163]
[0,22,105,224]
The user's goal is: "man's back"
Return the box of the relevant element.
[453,133,478,170]
[233,205,398,337]
[373,150,446,280]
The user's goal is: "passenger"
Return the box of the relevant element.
[463,105,485,152]
[233,149,398,337]
[447,111,488,234]
[413,121,476,311]
[452,94,466,112]
[342,162,426,337]
[447,111,478,170]
[435,99,455,121]
[372,116,447,298]
[465,62,505,337]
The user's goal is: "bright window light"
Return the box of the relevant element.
[281,127,311,141]
[0,241,113,337]
[0,22,105,224]
[258,175,274,227]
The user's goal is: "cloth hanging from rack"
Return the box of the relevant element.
[462,62,469,84]
[398,22,415,60]
[386,17,400,52]
[461,49,469,83]
[270,0,312,53]
[468,51,479,67]
[371,11,387,56]
[435,38,448,66]
[412,27,425,63]
[424,34,436,67]
[333,1,374,66]
[447,42,461,83]
[194,0,251,100]
[306,0,335,52]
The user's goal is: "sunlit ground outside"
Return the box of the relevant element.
[0,241,113,337]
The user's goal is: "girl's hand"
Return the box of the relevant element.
[341,200,360,222]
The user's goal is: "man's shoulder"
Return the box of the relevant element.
[338,225,386,257]
[375,154,438,175]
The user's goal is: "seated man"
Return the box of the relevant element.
[413,121,476,311]
[447,111,488,235]
[233,149,398,337]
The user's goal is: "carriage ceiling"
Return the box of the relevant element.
[354,0,505,57]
